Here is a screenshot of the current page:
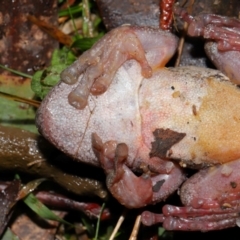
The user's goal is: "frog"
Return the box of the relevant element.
[36,10,240,231]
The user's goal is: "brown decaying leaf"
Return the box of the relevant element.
[60,0,77,10]
[0,0,58,75]
[11,212,60,240]
[0,180,21,236]
[27,15,73,47]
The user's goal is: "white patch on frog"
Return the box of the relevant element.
[139,66,229,165]
[40,60,146,166]
[221,164,233,177]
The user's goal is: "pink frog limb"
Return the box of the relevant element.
[142,160,240,230]
[60,25,178,109]
[91,133,185,208]
[175,6,240,84]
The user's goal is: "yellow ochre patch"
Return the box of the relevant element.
[192,77,240,164]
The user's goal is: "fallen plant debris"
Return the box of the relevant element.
[0,180,21,235]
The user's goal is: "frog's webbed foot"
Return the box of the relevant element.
[61,26,151,110]
[142,160,240,231]
[61,25,178,109]
[175,7,240,84]
[92,133,185,208]
[142,205,239,231]
[175,7,240,51]
[92,133,152,208]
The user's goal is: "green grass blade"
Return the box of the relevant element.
[93,203,105,240]
[0,64,32,79]
[24,193,72,226]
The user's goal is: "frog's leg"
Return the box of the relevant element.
[92,133,185,208]
[60,25,178,109]
[175,7,240,51]
[142,159,240,231]
[175,7,240,84]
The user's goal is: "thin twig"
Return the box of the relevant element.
[129,215,141,240]
[0,91,40,108]
[109,209,127,240]
[174,0,195,67]
[174,21,188,67]
[0,64,32,78]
